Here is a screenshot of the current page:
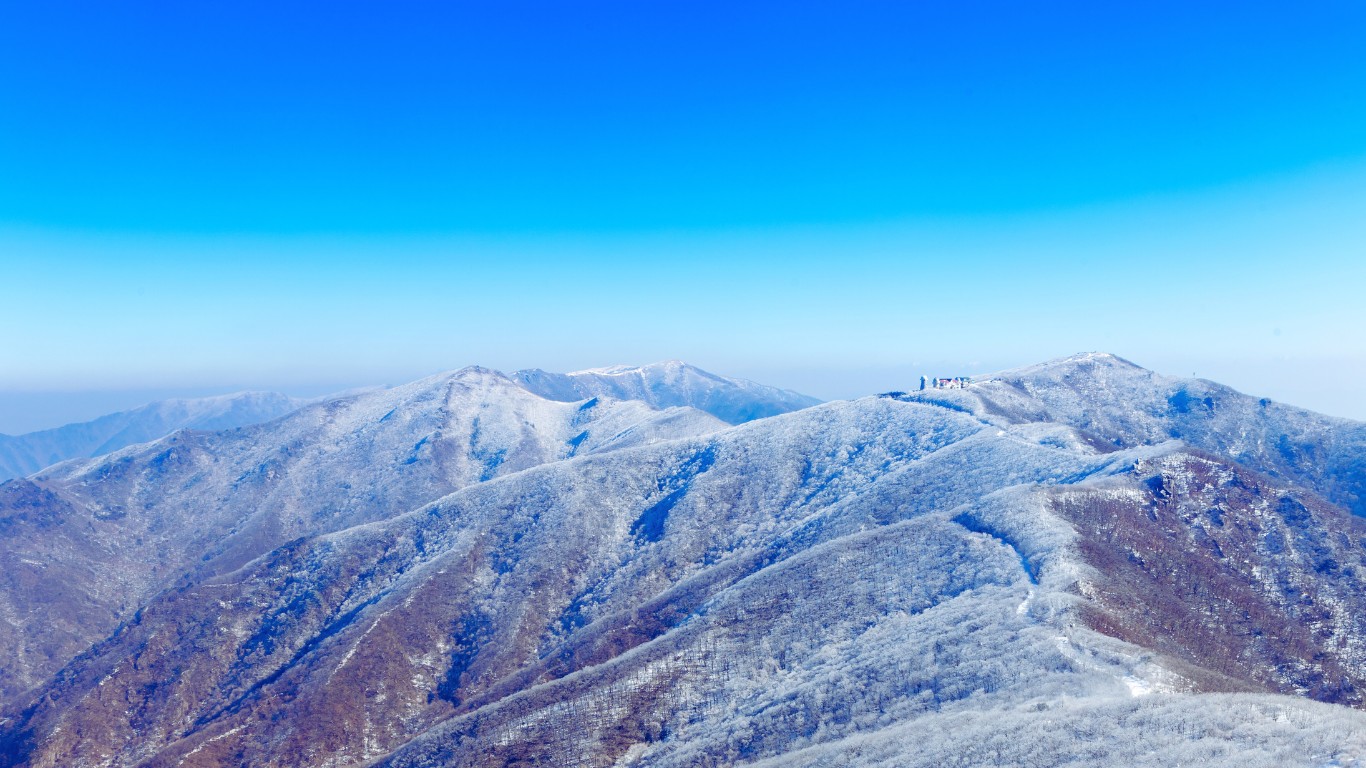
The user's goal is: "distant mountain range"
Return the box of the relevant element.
[0,362,818,483]
[2,355,1364,767]
[513,360,821,425]
[0,392,307,482]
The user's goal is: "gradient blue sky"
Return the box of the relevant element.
[3,1,1365,431]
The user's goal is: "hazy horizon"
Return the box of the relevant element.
[3,348,1362,436]
[4,2,1364,430]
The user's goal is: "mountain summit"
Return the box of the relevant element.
[901,352,1366,515]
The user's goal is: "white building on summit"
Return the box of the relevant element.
[920,375,971,390]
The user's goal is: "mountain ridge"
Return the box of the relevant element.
[897,352,1366,515]
[3,354,1366,767]
[513,360,821,425]
[0,365,731,703]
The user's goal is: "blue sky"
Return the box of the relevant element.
[2,1,1365,431]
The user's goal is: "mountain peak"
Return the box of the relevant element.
[980,352,1149,385]
[513,361,819,424]
[450,364,511,379]
[1054,351,1132,365]
[1029,351,1143,371]
[406,365,519,390]
[570,359,695,377]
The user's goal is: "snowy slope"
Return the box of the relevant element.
[513,360,821,424]
[4,356,1366,767]
[0,391,306,481]
[6,389,1366,767]
[0,367,725,702]
[901,352,1366,514]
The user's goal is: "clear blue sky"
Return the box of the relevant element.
[2,1,1365,431]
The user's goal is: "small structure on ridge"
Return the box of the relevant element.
[921,375,971,390]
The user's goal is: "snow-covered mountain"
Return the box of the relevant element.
[2,356,1365,767]
[0,391,307,482]
[513,360,821,424]
[900,352,1366,515]
[0,367,725,702]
